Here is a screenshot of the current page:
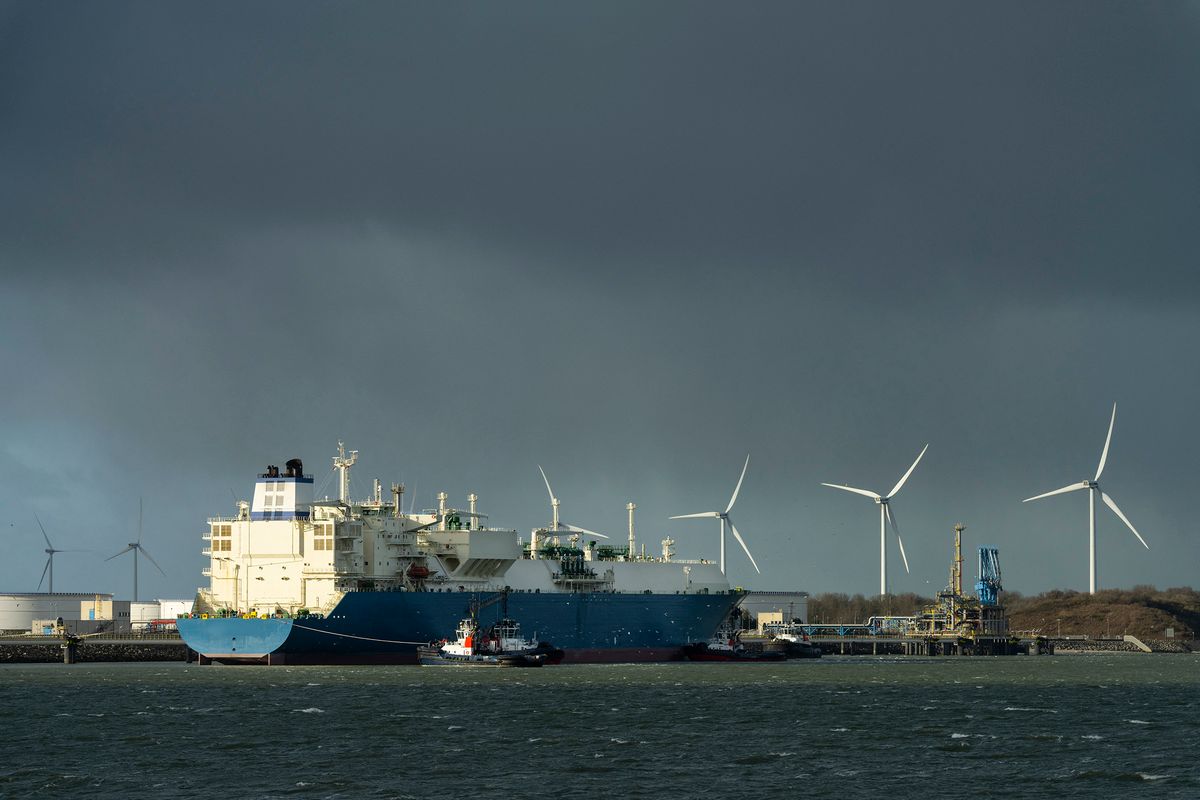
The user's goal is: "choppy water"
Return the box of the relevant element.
[2,655,1198,798]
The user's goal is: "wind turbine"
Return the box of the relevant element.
[106,498,166,601]
[35,515,88,594]
[1023,403,1148,594]
[822,444,928,596]
[537,466,608,539]
[669,455,760,575]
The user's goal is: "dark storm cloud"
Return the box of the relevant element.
[4,3,1198,301]
[1,3,1198,598]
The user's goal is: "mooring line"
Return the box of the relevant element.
[290,623,427,645]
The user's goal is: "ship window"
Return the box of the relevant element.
[313,522,333,551]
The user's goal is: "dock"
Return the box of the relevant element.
[0,632,188,663]
[807,635,1043,656]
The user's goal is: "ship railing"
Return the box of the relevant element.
[201,547,212,556]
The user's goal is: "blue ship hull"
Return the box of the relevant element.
[177,590,741,664]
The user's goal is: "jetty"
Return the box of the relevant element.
[0,632,187,664]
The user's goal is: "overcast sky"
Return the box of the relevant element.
[2,3,1198,601]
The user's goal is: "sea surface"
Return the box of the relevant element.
[1,655,1197,799]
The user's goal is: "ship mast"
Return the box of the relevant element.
[626,502,636,559]
[333,441,358,504]
[391,483,404,518]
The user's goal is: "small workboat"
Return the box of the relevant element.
[683,627,787,662]
[771,626,822,659]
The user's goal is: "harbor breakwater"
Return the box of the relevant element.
[1051,637,1193,654]
[0,637,187,663]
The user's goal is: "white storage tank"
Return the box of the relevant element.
[0,593,115,633]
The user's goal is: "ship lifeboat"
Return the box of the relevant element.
[406,564,431,579]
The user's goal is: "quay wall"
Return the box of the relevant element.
[0,639,188,664]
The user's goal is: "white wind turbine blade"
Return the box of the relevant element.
[35,514,52,549]
[887,444,929,499]
[669,511,721,520]
[408,515,445,533]
[537,465,556,502]
[137,497,144,544]
[725,454,750,514]
[106,545,135,562]
[1101,492,1149,550]
[1095,402,1117,481]
[1023,481,1090,503]
[885,504,910,573]
[563,523,609,540]
[726,517,761,574]
[820,482,882,501]
[138,545,167,576]
[37,558,51,591]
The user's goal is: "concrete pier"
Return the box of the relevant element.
[0,634,188,664]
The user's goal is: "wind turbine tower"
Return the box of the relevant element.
[822,444,928,596]
[106,499,165,602]
[669,455,760,575]
[1023,403,1148,594]
[36,515,85,594]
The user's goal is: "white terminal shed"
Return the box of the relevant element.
[0,594,195,634]
[0,592,115,633]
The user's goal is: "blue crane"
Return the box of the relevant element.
[976,547,1002,606]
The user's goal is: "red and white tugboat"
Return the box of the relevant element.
[418,613,562,667]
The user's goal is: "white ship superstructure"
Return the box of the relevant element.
[197,443,730,618]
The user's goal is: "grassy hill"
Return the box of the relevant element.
[1004,587,1200,640]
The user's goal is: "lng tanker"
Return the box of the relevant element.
[177,444,741,664]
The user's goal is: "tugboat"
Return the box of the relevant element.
[770,625,823,659]
[418,615,559,667]
[683,626,787,662]
[418,592,564,667]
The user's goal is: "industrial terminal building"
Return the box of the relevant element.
[738,591,809,631]
[0,593,192,634]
